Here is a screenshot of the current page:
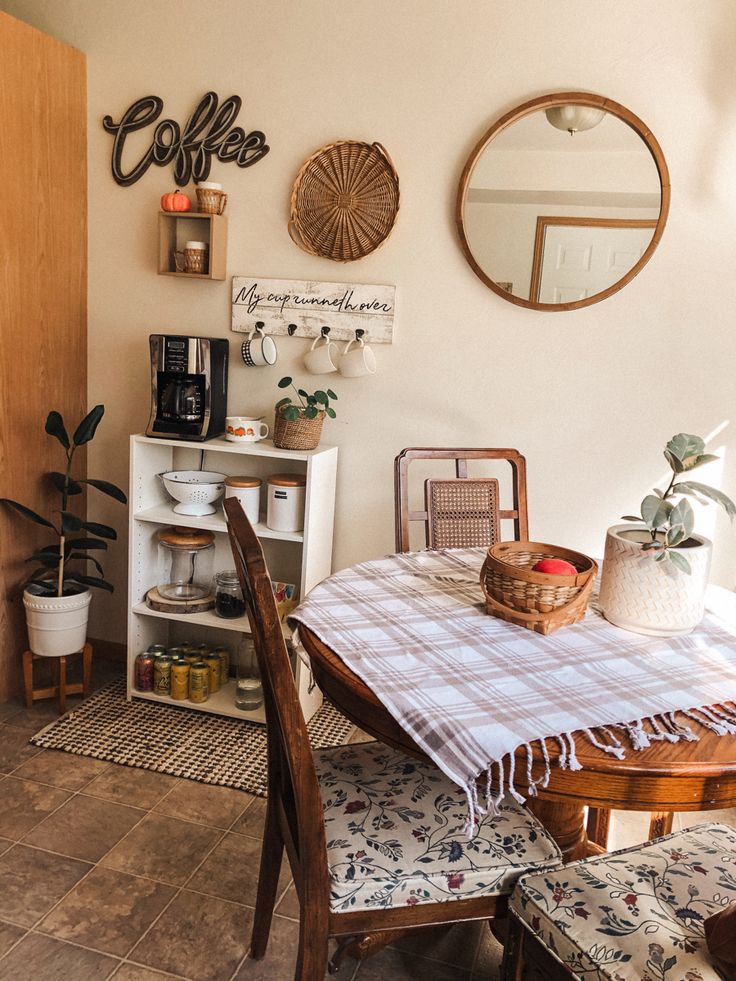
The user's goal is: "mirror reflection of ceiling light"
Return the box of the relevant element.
[545,105,606,135]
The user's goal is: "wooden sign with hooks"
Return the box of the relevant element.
[231,276,395,343]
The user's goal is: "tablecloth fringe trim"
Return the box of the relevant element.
[463,704,736,837]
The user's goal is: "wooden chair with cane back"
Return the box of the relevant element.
[394,447,529,553]
[224,497,563,979]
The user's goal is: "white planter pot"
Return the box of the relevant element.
[598,523,712,637]
[23,586,91,657]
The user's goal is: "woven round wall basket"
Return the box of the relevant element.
[289,140,400,262]
[480,541,598,636]
[272,408,325,451]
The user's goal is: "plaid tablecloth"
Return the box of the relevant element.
[290,548,736,825]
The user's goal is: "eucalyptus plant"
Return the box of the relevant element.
[621,433,735,575]
[275,377,337,420]
[0,405,127,597]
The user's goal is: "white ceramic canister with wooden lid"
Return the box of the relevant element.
[224,476,262,525]
[266,473,306,532]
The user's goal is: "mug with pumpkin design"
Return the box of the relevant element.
[225,416,269,443]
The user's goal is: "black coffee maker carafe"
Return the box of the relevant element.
[146,334,228,441]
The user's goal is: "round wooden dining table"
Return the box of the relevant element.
[300,625,736,862]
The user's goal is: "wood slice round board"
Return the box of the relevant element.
[145,586,215,614]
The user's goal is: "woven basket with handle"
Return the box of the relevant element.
[480,541,597,635]
[272,408,325,451]
[289,140,400,262]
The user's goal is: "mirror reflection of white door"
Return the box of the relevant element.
[532,219,657,303]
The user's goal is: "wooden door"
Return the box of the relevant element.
[0,13,87,700]
[531,218,657,304]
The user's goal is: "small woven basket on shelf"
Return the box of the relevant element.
[195,188,227,215]
[272,408,325,451]
[289,140,400,262]
[480,541,597,636]
[183,247,207,274]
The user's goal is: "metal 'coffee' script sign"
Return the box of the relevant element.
[231,277,396,343]
[102,92,269,187]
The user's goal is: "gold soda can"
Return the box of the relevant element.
[184,653,200,665]
[153,656,173,696]
[170,661,190,700]
[215,646,230,685]
[189,662,209,703]
[204,654,221,693]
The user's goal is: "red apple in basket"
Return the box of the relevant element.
[532,558,578,576]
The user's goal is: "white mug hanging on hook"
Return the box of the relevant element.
[241,322,277,367]
[339,332,376,377]
[304,329,337,375]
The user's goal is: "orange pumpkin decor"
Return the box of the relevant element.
[160,189,191,212]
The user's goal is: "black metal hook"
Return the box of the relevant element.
[355,328,365,341]
[255,321,265,330]
[320,325,331,337]
[287,324,298,336]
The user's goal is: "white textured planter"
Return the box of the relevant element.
[23,587,91,657]
[598,523,712,637]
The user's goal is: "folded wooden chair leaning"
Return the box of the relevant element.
[224,497,563,979]
[502,822,736,981]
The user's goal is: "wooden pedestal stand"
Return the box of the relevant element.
[22,643,92,715]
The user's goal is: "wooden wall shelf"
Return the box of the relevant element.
[157,212,227,281]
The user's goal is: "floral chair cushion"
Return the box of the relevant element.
[315,741,562,914]
[510,822,736,980]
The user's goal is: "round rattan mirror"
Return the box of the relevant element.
[456,92,670,311]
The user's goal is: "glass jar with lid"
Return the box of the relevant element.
[214,570,246,618]
[157,527,215,601]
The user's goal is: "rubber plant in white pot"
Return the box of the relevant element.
[599,433,735,636]
[0,405,127,657]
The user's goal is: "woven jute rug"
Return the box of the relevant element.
[30,678,354,797]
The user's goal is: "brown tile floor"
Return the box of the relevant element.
[2,660,735,980]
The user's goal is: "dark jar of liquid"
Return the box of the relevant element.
[214,570,246,618]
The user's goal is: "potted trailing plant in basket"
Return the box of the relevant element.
[0,405,127,657]
[273,377,337,450]
[598,433,735,637]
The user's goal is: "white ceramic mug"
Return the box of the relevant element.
[304,335,337,374]
[339,337,376,377]
[241,324,277,367]
[225,417,269,442]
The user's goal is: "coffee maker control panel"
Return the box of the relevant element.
[162,338,188,372]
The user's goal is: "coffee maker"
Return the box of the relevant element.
[146,334,229,441]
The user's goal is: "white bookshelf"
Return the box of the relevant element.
[127,434,338,722]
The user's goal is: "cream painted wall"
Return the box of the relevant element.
[2,0,736,644]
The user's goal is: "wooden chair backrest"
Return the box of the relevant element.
[225,497,329,905]
[394,447,528,552]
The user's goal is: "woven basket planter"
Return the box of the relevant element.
[289,140,400,262]
[272,408,325,451]
[480,541,597,635]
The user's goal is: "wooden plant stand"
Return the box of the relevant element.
[22,643,92,715]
